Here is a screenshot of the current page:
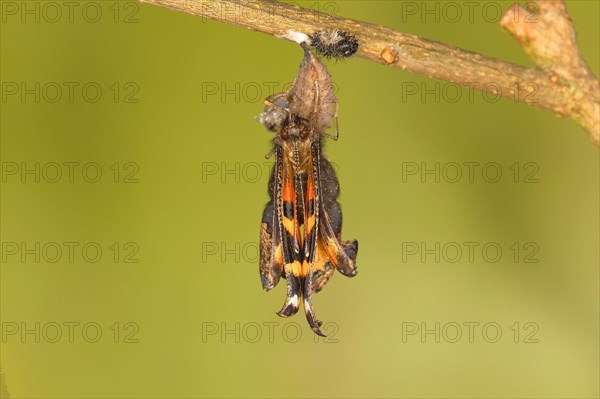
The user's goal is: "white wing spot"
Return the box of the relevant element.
[290,294,299,307]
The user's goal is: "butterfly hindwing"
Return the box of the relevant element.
[259,158,283,291]
[318,152,358,277]
[311,238,336,293]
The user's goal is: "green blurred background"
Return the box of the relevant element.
[1,0,598,397]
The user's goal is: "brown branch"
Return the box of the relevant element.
[139,0,600,145]
[501,0,599,143]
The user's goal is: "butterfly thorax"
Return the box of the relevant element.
[276,114,318,173]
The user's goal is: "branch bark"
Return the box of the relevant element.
[139,0,600,145]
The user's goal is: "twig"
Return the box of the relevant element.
[139,0,600,145]
[501,0,599,144]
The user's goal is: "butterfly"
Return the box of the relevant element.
[258,42,358,336]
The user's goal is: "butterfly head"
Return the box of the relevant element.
[280,114,311,141]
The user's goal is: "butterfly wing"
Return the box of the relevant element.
[275,145,303,318]
[259,153,284,291]
[318,152,358,278]
[300,141,326,336]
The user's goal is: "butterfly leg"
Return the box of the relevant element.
[321,99,340,141]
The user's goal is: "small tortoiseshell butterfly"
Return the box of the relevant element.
[258,42,358,336]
